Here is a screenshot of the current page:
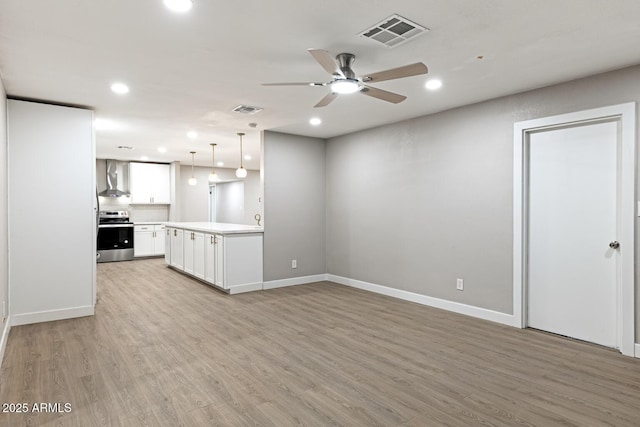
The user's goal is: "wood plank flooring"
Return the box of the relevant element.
[1,258,640,426]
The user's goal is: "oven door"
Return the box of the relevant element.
[98,224,134,250]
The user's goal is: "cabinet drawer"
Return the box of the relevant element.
[134,224,166,232]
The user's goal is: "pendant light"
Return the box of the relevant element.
[208,143,219,183]
[188,151,197,186]
[235,132,247,178]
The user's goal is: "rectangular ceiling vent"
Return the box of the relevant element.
[359,14,429,48]
[232,105,263,115]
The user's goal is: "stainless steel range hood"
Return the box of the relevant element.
[98,159,130,197]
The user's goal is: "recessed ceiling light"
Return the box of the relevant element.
[309,117,322,126]
[110,82,129,94]
[425,79,442,90]
[164,0,193,13]
[244,155,252,160]
[187,131,198,139]
[217,161,224,167]
[158,147,167,153]
[140,156,149,161]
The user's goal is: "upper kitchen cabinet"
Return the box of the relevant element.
[129,162,171,204]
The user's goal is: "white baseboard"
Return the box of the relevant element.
[635,343,640,358]
[227,282,264,295]
[0,317,10,368]
[263,274,328,290]
[327,274,517,327]
[11,305,94,326]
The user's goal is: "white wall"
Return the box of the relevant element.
[325,65,640,333]
[0,77,9,365]
[8,100,95,325]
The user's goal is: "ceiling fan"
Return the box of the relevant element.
[262,49,428,108]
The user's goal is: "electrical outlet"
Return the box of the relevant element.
[456,278,464,291]
[291,259,297,269]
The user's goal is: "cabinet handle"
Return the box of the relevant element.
[210,236,214,244]
[174,229,177,237]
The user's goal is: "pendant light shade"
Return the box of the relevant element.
[235,132,247,178]
[208,143,219,183]
[188,151,197,186]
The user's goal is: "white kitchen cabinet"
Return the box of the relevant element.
[164,227,171,264]
[129,162,171,204]
[134,224,166,257]
[183,231,205,279]
[169,228,184,270]
[204,233,226,287]
[164,223,262,293]
[193,232,205,280]
[215,235,226,289]
[204,234,218,285]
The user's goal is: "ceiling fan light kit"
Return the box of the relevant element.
[262,48,428,108]
[331,79,360,94]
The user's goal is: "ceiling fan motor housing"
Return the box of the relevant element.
[336,53,356,79]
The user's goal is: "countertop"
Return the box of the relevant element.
[134,221,166,225]
[164,222,264,235]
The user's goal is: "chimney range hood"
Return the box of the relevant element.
[98,159,130,197]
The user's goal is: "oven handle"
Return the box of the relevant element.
[98,224,134,228]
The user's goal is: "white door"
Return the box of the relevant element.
[527,120,618,348]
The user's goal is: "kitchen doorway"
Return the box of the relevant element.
[209,181,245,224]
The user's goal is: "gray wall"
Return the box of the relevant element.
[215,181,244,223]
[263,131,326,282]
[326,65,640,323]
[179,165,260,224]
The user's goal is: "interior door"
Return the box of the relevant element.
[527,120,618,348]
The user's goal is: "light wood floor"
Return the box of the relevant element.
[1,258,640,426]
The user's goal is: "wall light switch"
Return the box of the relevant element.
[291,260,297,269]
[456,278,464,291]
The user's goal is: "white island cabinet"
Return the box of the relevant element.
[164,222,263,294]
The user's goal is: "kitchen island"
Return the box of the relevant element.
[164,222,264,294]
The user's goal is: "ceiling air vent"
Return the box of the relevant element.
[232,105,263,115]
[359,14,429,48]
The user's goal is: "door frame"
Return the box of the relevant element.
[513,102,636,357]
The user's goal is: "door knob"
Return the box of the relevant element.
[609,241,620,249]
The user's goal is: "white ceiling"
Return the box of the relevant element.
[1,0,640,170]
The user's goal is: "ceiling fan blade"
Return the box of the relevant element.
[261,82,326,86]
[314,92,338,108]
[362,62,428,83]
[360,85,407,104]
[308,49,340,76]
